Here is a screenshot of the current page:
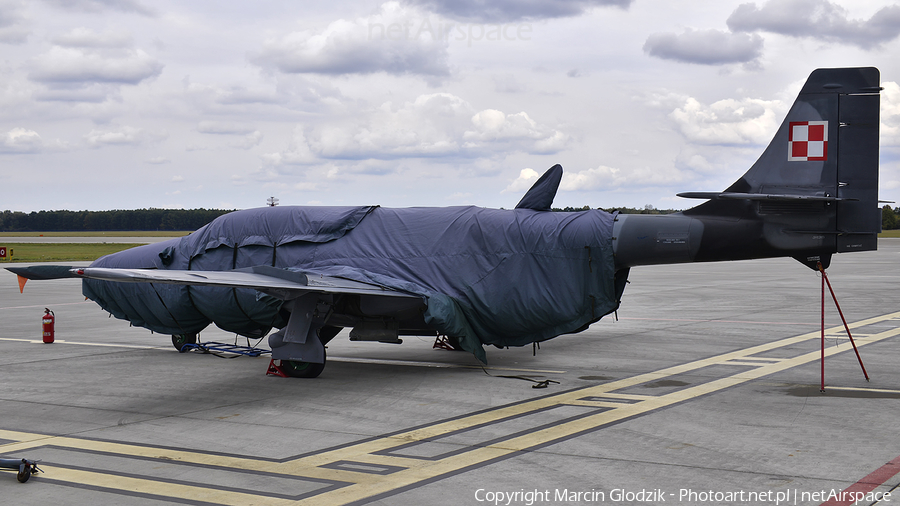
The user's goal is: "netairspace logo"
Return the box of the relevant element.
[368,19,532,47]
[473,487,893,505]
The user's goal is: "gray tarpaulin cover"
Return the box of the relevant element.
[84,201,623,362]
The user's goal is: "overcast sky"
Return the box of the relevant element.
[2,0,900,212]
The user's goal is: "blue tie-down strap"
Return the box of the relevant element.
[179,341,271,358]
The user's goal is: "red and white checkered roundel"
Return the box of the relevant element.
[788,121,827,161]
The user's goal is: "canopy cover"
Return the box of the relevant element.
[84,204,623,362]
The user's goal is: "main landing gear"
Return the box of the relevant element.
[269,348,327,378]
[171,325,341,379]
[266,326,340,379]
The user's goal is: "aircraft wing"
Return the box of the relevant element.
[69,265,421,300]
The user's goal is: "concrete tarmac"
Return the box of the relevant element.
[1,241,899,505]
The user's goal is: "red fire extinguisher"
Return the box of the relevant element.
[42,308,55,343]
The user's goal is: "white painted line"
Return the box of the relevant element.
[0,301,94,310]
[0,337,168,350]
[825,386,900,394]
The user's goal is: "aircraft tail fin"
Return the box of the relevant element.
[680,67,881,268]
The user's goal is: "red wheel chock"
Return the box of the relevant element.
[266,359,290,377]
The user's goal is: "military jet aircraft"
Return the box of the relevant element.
[8,67,882,378]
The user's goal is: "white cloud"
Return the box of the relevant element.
[42,0,155,16]
[294,182,319,191]
[2,1,898,212]
[503,167,541,192]
[1,127,43,153]
[279,93,567,162]
[507,163,690,194]
[560,165,627,190]
[406,0,632,22]
[465,110,568,153]
[230,130,263,149]
[493,74,525,93]
[30,46,163,85]
[197,121,257,135]
[33,83,119,103]
[727,0,900,49]
[52,27,133,48]
[180,76,345,118]
[27,27,162,104]
[85,126,167,147]
[0,0,30,44]
[882,81,900,148]
[563,164,699,191]
[262,127,316,166]
[668,96,785,146]
[252,2,451,79]
[643,28,764,65]
[0,127,67,154]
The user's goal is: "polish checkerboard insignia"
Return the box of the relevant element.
[788,121,827,161]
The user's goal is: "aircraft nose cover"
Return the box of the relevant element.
[83,205,622,363]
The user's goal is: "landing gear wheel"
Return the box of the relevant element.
[172,333,197,352]
[281,349,326,378]
[16,463,30,483]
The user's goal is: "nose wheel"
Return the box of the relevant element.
[172,333,198,352]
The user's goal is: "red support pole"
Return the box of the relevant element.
[820,266,870,382]
[816,262,870,394]
[819,262,825,392]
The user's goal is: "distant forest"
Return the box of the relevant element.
[0,209,234,232]
[570,205,679,215]
[882,205,900,230]
[0,206,677,232]
[4,205,897,231]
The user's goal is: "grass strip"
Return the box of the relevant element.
[0,231,190,238]
[0,243,144,262]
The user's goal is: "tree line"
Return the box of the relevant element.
[2,205,895,231]
[0,206,683,232]
[884,205,900,230]
[0,209,234,232]
[553,205,679,214]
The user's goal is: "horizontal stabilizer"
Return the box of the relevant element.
[677,192,856,202]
